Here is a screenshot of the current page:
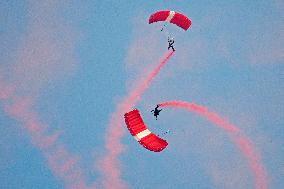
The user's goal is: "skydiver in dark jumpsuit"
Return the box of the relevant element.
[151,105,162,120]
[168,37,175,51]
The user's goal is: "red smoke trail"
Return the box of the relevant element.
[158,101,267,189]
[98,50,174,189]
[0,80,92,189]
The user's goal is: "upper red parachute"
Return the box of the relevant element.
[124,109,168,152]
[149,10,191,30]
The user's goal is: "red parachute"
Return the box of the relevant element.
[124,109,168,152]
[149,10,191,31]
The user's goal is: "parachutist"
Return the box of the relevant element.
[168,37,175,51]
[151,105,162,120]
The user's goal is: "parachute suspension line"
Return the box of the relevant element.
[160,23,170,37]
[157,129,171,137]
[160,23,172,41]
[160,24,166,31]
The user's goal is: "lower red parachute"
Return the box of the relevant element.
[124,109,168,152]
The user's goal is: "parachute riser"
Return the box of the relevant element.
[160,23,174,40]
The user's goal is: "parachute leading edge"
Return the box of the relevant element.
[124,109,168,152]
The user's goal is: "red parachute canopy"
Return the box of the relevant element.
[124,109,168,152]
[149,10,191,30]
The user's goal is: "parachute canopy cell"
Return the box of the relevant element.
[124,109,168,152]
[149,10,191,30]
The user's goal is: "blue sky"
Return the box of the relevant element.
[1,1,283,189]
